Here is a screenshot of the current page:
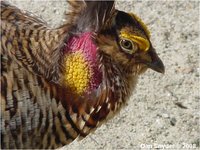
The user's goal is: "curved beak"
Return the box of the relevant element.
[143,47,165,74]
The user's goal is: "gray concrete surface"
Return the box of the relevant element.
[6,0,199,149]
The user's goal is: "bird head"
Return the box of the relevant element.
[96,10,165,76]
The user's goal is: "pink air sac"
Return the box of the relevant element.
[65,32,102,94]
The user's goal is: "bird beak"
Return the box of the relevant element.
[143,47,165,74]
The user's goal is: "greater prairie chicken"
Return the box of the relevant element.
[0,0,165,149]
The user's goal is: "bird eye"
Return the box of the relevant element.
[120,38,137,54]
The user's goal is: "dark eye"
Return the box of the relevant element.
[120,39,137,54]
[120,39,132,49]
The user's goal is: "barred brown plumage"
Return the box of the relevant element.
[1,0,165,149]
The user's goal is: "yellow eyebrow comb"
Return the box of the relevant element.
[120,31,150,52]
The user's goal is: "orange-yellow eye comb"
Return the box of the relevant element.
[120,31,150,52]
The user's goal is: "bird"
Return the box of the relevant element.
[0,0,165,149]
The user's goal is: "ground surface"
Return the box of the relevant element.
[6,0,199,149]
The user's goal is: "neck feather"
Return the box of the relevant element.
[52,41,139,141]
